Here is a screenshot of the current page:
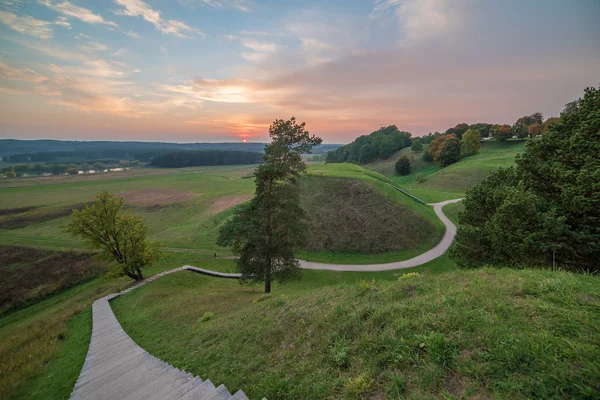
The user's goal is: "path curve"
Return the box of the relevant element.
[299,198,462,272]
[71,267,257,400]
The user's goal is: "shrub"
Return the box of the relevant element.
[411,138,423,152]
[422,149,433,162]
[330,336,350,367]
[415,172,425,183]
[394,156,411,175]
[5,171,15,178]
[198,311,215,323]
[66,167,79,175]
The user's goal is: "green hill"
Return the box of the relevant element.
[112,267,600,400]
[298,163,444,264]
[364,140,526,202]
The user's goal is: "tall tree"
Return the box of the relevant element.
[67,191,161,281]
[436,134,462,167]
[513,112,543,139]
[527,123,543,137]
[217,117,322,293]
[395,155,411,175]
[493,124,512,142]
[460,129,481,156]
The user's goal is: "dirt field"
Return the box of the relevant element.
[116,189,197,206]
[206,195,252,214]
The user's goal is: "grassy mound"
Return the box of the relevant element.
[299,176,439,254]
[365,140,526,202]
[112,267,600,400]
[298,164,444,264]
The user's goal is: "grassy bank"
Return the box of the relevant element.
[112,266,600,399]
[364,140,526,202]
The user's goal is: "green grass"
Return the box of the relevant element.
[112,266,600,399]
[12,307,92,400]
[364,140,526,202]
[443,202,464,227]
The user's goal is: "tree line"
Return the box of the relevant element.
[451,86,599,273]
[326,126,412,164]
[149,150,264,168]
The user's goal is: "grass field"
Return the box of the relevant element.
[112,266,600,400]
[364,140,526,202]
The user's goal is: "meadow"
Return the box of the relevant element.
[365,140,526,202]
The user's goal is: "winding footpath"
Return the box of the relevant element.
[299,198,463,271]
[71,193,461,399]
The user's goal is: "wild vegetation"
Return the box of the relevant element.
[299,176,437,254]
[0,246,107,313]
[326,126,412,164]
[452,86,600,272]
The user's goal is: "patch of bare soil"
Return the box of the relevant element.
[206,195,252,215]
[117,188,197,206]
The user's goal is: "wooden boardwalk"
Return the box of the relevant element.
[70,268,253,400]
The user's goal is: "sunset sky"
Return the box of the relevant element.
[0,0,599,143]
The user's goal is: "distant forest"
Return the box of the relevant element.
[150,150,264,168]
[326,126,412,164]
[0,140,340,164]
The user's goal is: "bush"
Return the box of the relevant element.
[394,156,411,175]
[66,167,79,175]
[198,311,215,323]
[422,149,433,162]
[415,172,425,183]
[436,135,461,167]
[411,138,423,152]
[5,171,15,178]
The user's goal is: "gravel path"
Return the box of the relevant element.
[299,198,463,272]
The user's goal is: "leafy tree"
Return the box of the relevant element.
[428,136,444,160]
[452,86,600,272]
[80,162,90,171]
[217,117,322,293]
[378,136,397,159]
[67,191,161,281]
[358,143,378,164]
[436,134,461,167]
[542,117,560,134]
[119,160,130,167]
[49,164,68,175]
[66,167,79,175]
[513,113,543,138]
[93,162,104,171]
[493,124,512,142]
[395,156,411,175]
[5,171,15,178]
[411,138,423,152]
[445,123,470,140]
[527,123,543,138]
[130,160,141,167]
[460,129,481,157]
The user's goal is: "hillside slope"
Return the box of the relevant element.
[298,164,444,264]
[365,140,526,202]
[112,267,600,400]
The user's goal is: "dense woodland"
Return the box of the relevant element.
[326,125,412,164]
[149,150,263,168]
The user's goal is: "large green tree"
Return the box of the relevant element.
[512,112,543,139]
[492,124,512,142]
[395,155,411,175]
[218,117,322,293]
[67,191,161,280]
[460,129,481,157]
[411,138,423,152]
[436,134,461,167]
[451,87,600,272]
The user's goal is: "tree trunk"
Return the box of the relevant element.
[264,267,271,293]
[136,269,144,281]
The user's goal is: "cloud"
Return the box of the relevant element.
[0,61,48,83]
[79,41,108,53]
[111,48,127,57]
[132,69,142,73]
[373,0,466,43]
[54,16,71,29]
[0,11,53,39]
[192,0,252,12]
[114,0,203,38]
[75,32,91,39]
[39,0,118,27]
[124,30,141,38]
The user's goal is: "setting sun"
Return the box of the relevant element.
[242,139,247,143]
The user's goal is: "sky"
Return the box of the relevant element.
[0,0,599,143]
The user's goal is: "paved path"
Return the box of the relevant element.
[299,198,462,271]
[71,268,254,400]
